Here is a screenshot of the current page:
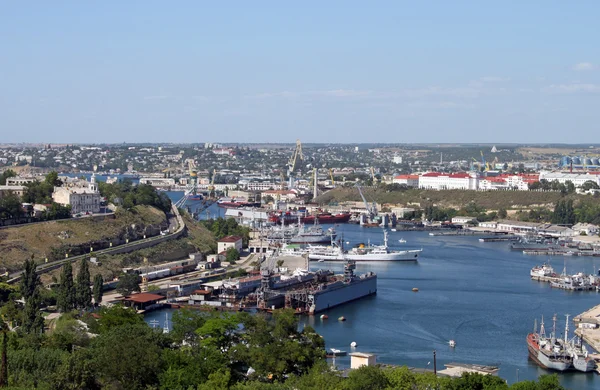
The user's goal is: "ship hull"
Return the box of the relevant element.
[309,250,421,262]
[310,275,377,313]
[573,357,596,372]
[290,235,336,244]
[526,334,572,371]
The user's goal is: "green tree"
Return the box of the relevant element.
[20,257,39,302]
[75,258,92,309]
[44,171,62,187]
[0,321,8,387]
[96,305,145,333]
[92,274,104,307]
[343,365,390,390]
[226,247,240,264]
[581,180,600,191]
[22,288,45,334]
[0,169,16,185]
[116,273,140,297]
[52,349,100,390]
[0,192,23,220]
[57,262,76,312]
[498,208,508,219]
[91,324,165,390]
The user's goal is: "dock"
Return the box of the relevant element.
[573,305,600,353]
[530,275,561,283]
[478,235,520,242]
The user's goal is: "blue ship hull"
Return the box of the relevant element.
[310,275,377,313]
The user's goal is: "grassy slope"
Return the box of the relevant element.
[315,187,577,210]
[0,205,166,273]
[50,214,218,284]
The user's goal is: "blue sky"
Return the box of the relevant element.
[1,1,599,144]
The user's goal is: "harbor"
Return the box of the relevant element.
[145,227,600,389]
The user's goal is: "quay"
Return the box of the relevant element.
[574,304,600,353]
[530,275,561,283]
[429,231,496,237]
[478,235,520,242]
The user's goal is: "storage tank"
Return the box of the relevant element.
[585,158,593,166]
[560,156,571,167]
[572,156,581,165]
[592,158,599,166]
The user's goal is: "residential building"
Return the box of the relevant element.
[52,175,101,214]
[538,172,600,187]
[392,174,419,187]
[0,185,26,199]
[217,236,243,254]
[572,223,599,236]
[419,172,478,190]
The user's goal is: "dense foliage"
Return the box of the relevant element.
[201,217,251,246]
[98,181,172,213]
[0,170,16,185]
[22,171,62,204]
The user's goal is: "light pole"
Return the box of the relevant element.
[516,368,519,383]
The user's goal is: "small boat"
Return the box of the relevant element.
[338,316,346,322]
[412,288,419,292]
[350,341,357,347]
[391,228,397,232]
[399,238,406,243]
[320,314,328,320]
[449,340,456,348]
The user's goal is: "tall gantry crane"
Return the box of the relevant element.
[174,160,200,208]
[287,139,304,189]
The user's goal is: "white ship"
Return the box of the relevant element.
[530,263,555,278]
[308,230,422,262]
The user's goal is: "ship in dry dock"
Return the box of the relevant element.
[256,261,376,314]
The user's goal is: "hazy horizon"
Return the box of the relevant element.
[2,2,599,144]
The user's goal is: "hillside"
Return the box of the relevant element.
[315,187,584,211]
[47,214,217,284]
[0,205,167,273]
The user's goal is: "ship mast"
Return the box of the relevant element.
[552,314,557,340]
[540,316,546,338]
[564,314,570,344]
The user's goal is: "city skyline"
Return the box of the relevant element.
[2,1,599,143]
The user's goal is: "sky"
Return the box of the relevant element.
[1,1,600,144]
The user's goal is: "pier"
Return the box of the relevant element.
[574,304,600,354]
[478,235,520,242]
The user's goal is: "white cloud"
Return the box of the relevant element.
[543,83,600,93]
[573,62,595,71]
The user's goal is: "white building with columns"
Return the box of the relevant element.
[52,174,102,214]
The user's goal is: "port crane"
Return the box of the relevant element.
[287,139,304,189]
[370,167,378,183]
[356,184,377,218]
[174,160,200,208]
[208,169,216,198]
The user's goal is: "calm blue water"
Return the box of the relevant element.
[145,225,600,389]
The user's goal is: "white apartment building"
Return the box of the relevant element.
[392,175,419,187]
[418,172,478,190]
[52,175,101,214]
[538,172,600,187]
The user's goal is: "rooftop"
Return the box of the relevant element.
[124,292,165,303]
[218,235,242,243]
